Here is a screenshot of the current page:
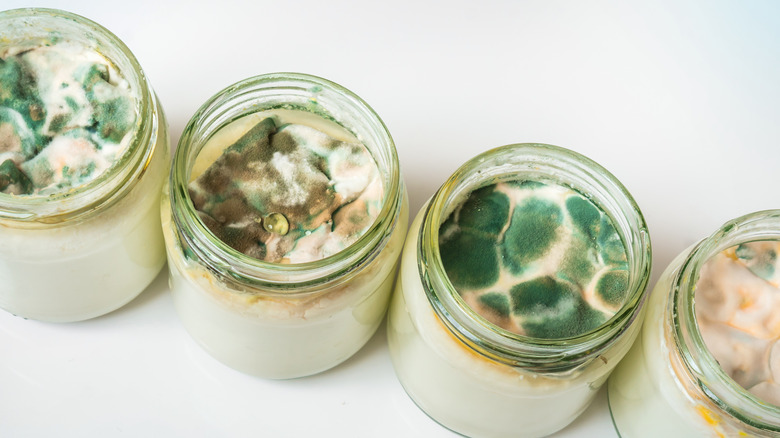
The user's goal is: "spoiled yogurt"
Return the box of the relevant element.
[0,40,136,195]
[188,111,383,264]
[163,75,407,379]
[0,8,169,323]
[695,241,780,406]
[388,143,651,438]
[439,181,629,338]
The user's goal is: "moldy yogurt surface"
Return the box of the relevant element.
[439,181,629,339]
[0,40,136,195]
[188,113,383,263]
[695,241,780,406]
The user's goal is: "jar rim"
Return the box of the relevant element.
[0,8,156,224]
[170,72,402,290]
[418,143,652,372]
[673,209,780,431]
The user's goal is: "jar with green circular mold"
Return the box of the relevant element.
[0,8,171,322]
[608,210,780,437]
[387,143,651,438]
[162,73,407,379]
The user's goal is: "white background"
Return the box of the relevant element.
[2,1,779,436]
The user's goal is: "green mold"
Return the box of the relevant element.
[0,158,33,194]
[559,239,597,287]
[501,197,562,274]
[0,107,37,158]
[91,96,135,143]
[437,180,630,340]
[478,292,511,318]
[457,185,510,236]
[510,276,575,316]
[522,303,607,339]
[510,277,606,338]
[736,243,777,283]
[596,269,629,306]
[440,229,499,289]
[0,40,138,195]
[74,62,109,92]
[189,117,383,263]
[598,216,626,264]
[224,117,277,157]
[566,194,600,241]
[0,57,45,129]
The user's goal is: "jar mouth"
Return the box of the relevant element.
[0,8,154,224]
[673,210,780,431]
[170,73,401,290]
[419,143,652,372]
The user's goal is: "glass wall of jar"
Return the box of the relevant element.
[162,73,407,379]
[608,210,780,437]
[387,144,651,438]
[0,8,170,322]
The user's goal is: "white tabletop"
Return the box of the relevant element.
[2,1,779,436]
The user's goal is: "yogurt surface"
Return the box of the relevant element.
[188,113,383,264]
[695,240,780,405]
[0,40,136,195]
[439,181,629,338]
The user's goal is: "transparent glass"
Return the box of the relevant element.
[0,8,170,322]
[162,73,408,379]
[388,143,652,438]
[608,210,780,437]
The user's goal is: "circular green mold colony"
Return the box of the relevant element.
[438,181,629,339]
[502,197,562,275]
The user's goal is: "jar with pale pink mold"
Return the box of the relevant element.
[608,210,780,437]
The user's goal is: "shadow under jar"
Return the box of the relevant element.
[387,144,651,438]
[162,73,408,379]
[608,210,780,437]
[0,8,170,322]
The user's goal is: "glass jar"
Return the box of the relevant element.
[162,73,408,379]
[387,144,651,438]
[0,8,170,322]
[608,210,780,437]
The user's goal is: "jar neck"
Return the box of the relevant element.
[170,73,401,292]
[0,8,156,226]
[672,210,780,432]
[418,143,651,373]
